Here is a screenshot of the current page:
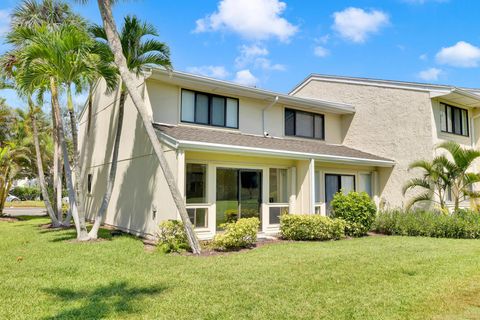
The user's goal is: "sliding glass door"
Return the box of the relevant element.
[216,168,262,230]
[325,174,355,213]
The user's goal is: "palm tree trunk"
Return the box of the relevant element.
[89,88,127,239]
[78,85,94,220]
[29,100,61,227]
[0,167,11,215]
[96,0,201,254]
[66,85,85,218]
[52,107,63,222]
[50,77,89,240]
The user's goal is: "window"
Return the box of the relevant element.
[325,174,355,212]
[185,163,208,228]
[187,208,208,228]
[439,103,469,136]
[358,173,372,197]
[269,206,288,225]
[87,174,93,194]
[185,164,207,204]
[284,108,324,139]
[181,89,239,128]
[269,168,288,203]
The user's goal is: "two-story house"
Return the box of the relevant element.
[78,68,480,239]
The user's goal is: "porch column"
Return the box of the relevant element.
[288,167,296,214]
[309,158,315,214]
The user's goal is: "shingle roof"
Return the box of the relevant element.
[153,123,394,166]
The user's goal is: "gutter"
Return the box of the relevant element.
[262,96,279,137]
[174,139,395,167]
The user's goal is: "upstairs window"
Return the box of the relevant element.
[181,89,239,128]
[285,108,324,140]
[440,103,469,137]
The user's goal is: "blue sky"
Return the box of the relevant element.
[1,0,480,109]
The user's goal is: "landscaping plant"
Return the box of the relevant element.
[213,217,260,251]
[373,209,480,239]
[331,191,376,237]
[280,214,346,241]
[157,220,190,253]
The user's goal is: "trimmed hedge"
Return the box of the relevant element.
[280,214,346,241]
[213,217,260,251]
[373,209,480,239]
[331,191,377,237]
[11,186,41,201]
[157,220,190,253]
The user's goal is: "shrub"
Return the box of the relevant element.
[213,217,260,251]
[280,214,346,241]
[373,209,480,239]
[11,186,41,201]
[157,220,190,253]
[331,191,377,237]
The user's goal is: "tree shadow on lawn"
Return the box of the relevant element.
[42,281,167,319]
[41,227,116,243]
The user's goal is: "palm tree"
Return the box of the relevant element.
[15,25,92,239]
[8,0,86,221]
[0,142,30,215]
[404,141,480,211]
[87,15,171,239]
[437,141,480,210]
[79,0,201,253]
[403,157,449,210]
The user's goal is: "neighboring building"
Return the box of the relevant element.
[78,69,480,239]
[290,74,480,210]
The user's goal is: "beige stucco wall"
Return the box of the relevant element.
[145,78,343,144]
[78,78,180,237]
[294,80,436,208]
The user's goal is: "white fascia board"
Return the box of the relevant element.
[288,73,480,97]
[175,139,395,167]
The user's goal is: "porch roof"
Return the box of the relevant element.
[153,123,395,167]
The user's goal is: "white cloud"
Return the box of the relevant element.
[235,44,269,68]
[186,65,230,79]
[194,0,298,42]
[235,44,285,71]
[418,68,442,81]
[419,53,428,61]
[313,46,329,57]
[0,9,11,35]
[436,41,480,68]
[233,69,258,86]
[332,7,389,43]
[317,34,330,44]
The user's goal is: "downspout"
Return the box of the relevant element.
[471,113,480,148]
[262,96,279,137]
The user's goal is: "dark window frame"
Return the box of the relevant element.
[180,89,239,129]
[324,174,356,194]
[440,102,469,137]
[87,174,93,194]
[284,108,325,140]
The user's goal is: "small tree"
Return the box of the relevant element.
[404,141,480,211]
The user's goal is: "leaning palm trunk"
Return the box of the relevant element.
[96,0,201,254]
[89,89,126,238]
[50,77,89,240]
[29,99,62,227]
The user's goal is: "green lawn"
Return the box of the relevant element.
[5,200,45,208]
[2,218,480,319]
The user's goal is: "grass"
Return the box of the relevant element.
[2,218,480,319]
[5,200,45,208]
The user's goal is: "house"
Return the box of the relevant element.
[78,69,480,239]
